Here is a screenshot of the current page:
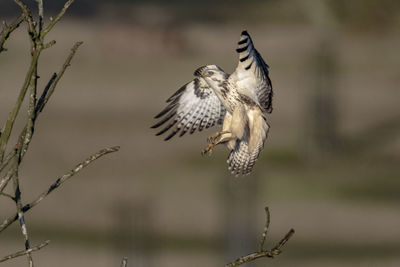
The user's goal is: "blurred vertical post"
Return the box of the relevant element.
[222,172,259,266]
[112,200,153,267]
[304,0,340,159]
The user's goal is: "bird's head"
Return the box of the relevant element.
[193,65,228,85]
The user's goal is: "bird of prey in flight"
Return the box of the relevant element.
[152,30,273,175]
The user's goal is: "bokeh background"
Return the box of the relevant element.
[1,0,400,266]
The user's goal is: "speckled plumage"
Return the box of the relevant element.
[152,30,273,175]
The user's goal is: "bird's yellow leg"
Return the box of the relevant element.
[207,131,230,144]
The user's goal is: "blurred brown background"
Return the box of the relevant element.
[1,0,400,266]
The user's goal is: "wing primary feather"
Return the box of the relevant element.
[166,84,187,102]
[155,119,177,136]
[164,126,181,141]
[151,111,176,129]
[154,101,177,119]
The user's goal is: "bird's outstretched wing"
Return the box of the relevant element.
[152,78,226,141]
[231,30,273,114]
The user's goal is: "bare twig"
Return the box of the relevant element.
[0,14,24,53]
[270,228,296,254]
[0,50,40,162]
[36,0,44,35]
[40,0,75,39]
[0,146,120,233]
[11,150,34,266]
[0,240,49,263]
[42,41,83,108]
[258,206,270,252]
[0,166,15,193]
[13,0,38,43]
[1,2,121,266]
[34,73,57,119]
[2,41,82,165]
[120,257,128,267]
[225,207,295,267]
[0,149,16,174]
[0,0,42,162]
[0,191,15,201]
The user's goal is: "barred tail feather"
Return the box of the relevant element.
[227,140,259,176]
[227,110,269,176]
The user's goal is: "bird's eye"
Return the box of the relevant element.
[207,71,214,75]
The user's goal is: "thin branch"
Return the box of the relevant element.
[226,229,295,267]
[0,15,24,53]
[42,41,83,108]
[0,240,49,263]
[258,206,270,252]
[0,149,16,174]
[0,2,42,162]
[13,0,38,43]
[0,192,15,201]
[0,166,15,193]
[225,207,295,267]
[34,73,57,119]
[23,62,38,161]
[271,228,296,254]
[40,0,75,39]
[36,0,44,35]
[120,257,128,267]
[0,50,41,162]
[0,146,120,233]
[2,41,82,163]
[11,150,34,266]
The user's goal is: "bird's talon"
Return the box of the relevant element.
[207,133,221,144]
[201,144,214,156]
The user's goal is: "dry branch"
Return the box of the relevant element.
[40,0,75,39]
[0,146,120,233]
[0,2,120,265]
[0,14,24,53]
[225,207,295,267]
[11,151,34,266]
[0,240,49,263]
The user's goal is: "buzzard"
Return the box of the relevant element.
[152,30,273,175]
